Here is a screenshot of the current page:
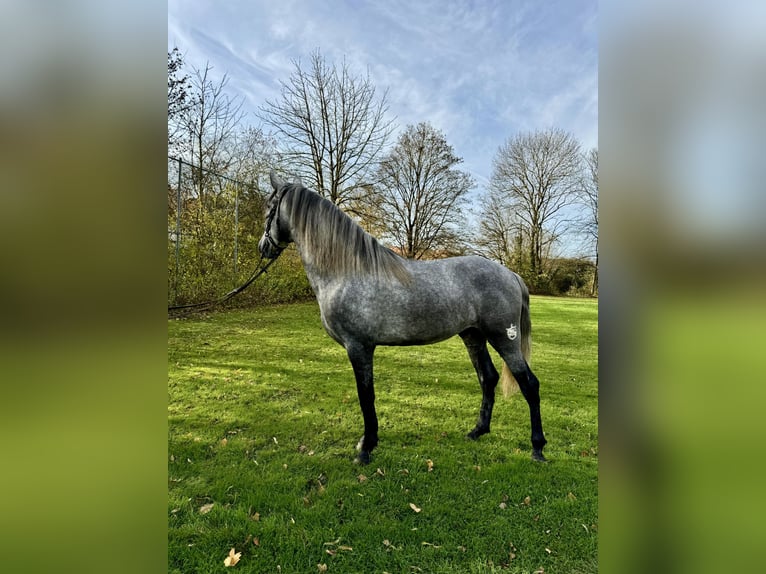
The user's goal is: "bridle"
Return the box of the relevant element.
[263,186,289,256]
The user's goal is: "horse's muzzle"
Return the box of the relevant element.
[258,235,282,259]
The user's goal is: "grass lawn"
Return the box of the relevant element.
[168,297,598,573]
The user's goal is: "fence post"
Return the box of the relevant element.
[175,157,182,303]
[233,184,239,276]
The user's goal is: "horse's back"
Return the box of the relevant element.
[412,255,525,328]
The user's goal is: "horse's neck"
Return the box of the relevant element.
[292,236,339,298]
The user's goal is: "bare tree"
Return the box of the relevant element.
[579,147,598,295]
[182,63,245,199]
[168,47,191,155]
[259,49,395,207]
[371,122,474,259]
[475,188,526,270]
[230,126,282,190]
[490,128,582,282]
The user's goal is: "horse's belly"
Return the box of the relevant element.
[375,301,475,346]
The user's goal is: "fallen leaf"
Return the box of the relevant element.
[545,547,553,554]
[523,496,531,506]
[421,541,441,548]
[376,468,386,476]
[426,459,434,472]
[317,564,327,573]
[473,465,481,472]
[567,492,577,501]
[338,545,353,552]
[199,503,214,514]
[409,503,422,513]
[357,474,367,483]
[499,502,507,510]
[220,438,228,446]
[251,512,260,521]
[253,537,260,547]
[325,549,336,556]
[223,548,241,567]
[534,568,545,574]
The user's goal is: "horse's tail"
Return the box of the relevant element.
[501,275,532,398]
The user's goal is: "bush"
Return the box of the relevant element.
[168,179,315,309]
[226,247,314,308]
[521,258,596,297]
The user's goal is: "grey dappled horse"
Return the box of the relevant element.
[258,172,547,464]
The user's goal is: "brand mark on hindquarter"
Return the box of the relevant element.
[506,324,518,340]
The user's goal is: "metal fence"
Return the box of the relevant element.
[167,155,262,306]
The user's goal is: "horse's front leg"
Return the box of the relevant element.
[346,343,377,465]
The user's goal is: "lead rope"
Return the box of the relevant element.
[168,254,279,315]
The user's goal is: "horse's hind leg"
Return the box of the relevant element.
[488,337,547,461]
[460,328,500,440]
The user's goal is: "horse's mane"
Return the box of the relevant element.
[283,184,411,283]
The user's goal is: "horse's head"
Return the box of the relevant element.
[258,171,293,259]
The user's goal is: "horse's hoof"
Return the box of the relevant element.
[531,450,548,462]
[466,427,488,441]
[354,450,371,465]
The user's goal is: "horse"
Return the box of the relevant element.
[258,172,547,464]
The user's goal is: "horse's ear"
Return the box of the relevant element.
[270,170,284,191]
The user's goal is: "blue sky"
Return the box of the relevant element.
[169,0,597,191]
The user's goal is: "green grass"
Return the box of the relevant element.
[168,297,598,573]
